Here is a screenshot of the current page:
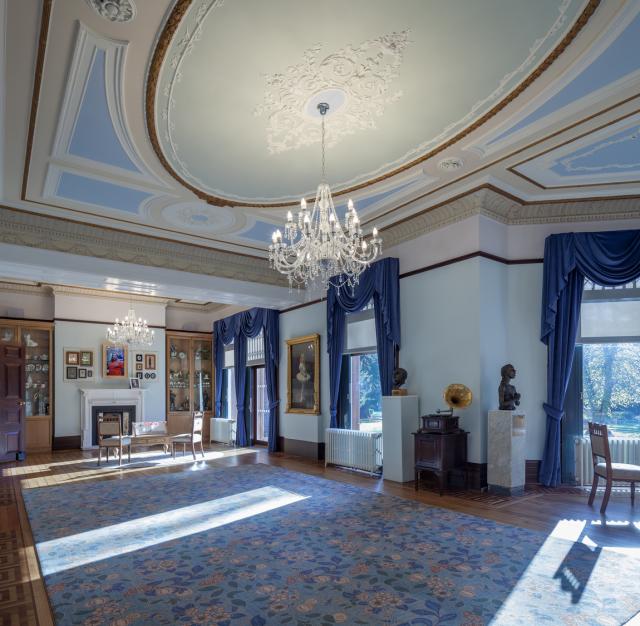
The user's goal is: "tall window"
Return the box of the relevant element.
[220,343,235,418]
[579,280,640,437]
[339,301,382,431]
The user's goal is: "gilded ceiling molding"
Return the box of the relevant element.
[0,207,286,288]
[145,0,600,207]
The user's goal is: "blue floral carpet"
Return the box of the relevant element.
[23,464,639,625]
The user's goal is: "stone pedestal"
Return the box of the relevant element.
[382,395,419,483]
[488,410,526,495]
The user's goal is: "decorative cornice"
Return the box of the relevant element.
[381,186,640,249]
[0,206,287,287]
[145,0,600,207]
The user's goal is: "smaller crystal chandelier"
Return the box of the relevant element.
[106,305,154,347]
[269,102,382,291]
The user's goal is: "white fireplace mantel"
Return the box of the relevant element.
[80,388,145,449]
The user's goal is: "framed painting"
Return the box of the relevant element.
[66,366,78,379]
[80,350,93,366]
[144,353,156,370]
[102,343,128,378]
[65,351,79,365]
[286,334,320,414]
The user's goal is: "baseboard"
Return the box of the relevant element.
[525,460,541,485]
[466,462,487,490]
[278,437,325,461]
[53,435,81,450]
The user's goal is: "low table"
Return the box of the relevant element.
[130,433,175,454]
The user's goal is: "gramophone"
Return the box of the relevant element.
[419,384,472,433]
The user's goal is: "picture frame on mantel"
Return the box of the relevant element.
[286,334,320,414]
[102,343,128,378]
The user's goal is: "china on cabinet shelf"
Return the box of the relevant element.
[0,319,53,453]
[166,331,213,439]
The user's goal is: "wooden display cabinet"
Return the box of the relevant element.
[166,331,213,440]
[0,319,53,453]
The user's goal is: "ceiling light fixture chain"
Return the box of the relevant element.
[269,102,382,292]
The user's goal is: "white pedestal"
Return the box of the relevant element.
[488,410,526,495]
[382,395,419,483]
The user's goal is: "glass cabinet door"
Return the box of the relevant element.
[168,337,191,412]
[0,325,16,343]
[22,327,51,417]
[193,339,213,412]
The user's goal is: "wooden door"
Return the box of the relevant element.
[0,344,25,462]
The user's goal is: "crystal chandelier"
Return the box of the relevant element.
[106,305,155,347]
[269,102,382,291]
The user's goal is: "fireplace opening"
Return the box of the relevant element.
[91,405,136,446]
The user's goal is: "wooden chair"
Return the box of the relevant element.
[171,411,205,460]
[587,422,640,514]
[97,415,131,467]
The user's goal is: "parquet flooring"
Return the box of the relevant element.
[1,445,639,625]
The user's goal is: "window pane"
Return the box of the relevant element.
[346,317,376,352]
[350,353,382,432]
[255,367,269,443]
[583,343,640,437]
[581,300,640,338]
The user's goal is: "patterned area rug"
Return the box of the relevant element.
[23,464,640,625]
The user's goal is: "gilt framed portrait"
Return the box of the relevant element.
[286,334,320,414]
[102,343,128,378]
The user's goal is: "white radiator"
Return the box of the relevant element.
[210,418,236,445]
[325,428,382,474]
[575,436,640,486]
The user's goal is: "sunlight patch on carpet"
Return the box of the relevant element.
[36,486,307,575]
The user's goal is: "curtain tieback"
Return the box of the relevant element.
[543,403,564,422]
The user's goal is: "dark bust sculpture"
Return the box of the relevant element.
[393,367,408,390]
[498,363,521,410]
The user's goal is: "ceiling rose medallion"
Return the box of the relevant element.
[86,0,136,23]
[254,30,411,154]
[269,103,382,292]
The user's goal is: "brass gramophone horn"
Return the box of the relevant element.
[443,384,472,410]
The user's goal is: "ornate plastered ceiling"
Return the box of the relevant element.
[4,0,640,269]
[151,0,589,205]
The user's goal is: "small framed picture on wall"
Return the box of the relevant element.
[66,351,79,365]
[102,343,128,378]
[80,351,93,366]
[136,354,143,362]
[136,372,143,380]
[66,366,78,379]
[78,368,87,379]
[144,353,156,370]
[129,377,140,389]
[136,363,143,371]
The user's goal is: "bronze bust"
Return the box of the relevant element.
[498,363,521,410]
[393,367,408,390]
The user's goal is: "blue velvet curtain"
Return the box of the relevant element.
[327,258,401,428]
[539,230,640,486]
[214,308,280,451]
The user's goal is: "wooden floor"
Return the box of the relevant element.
[1,445,639,625]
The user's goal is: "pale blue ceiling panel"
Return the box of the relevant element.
[550,125,640,177]
[489,11,640,145]
[57,172,152,213]
[69,49,139,172]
